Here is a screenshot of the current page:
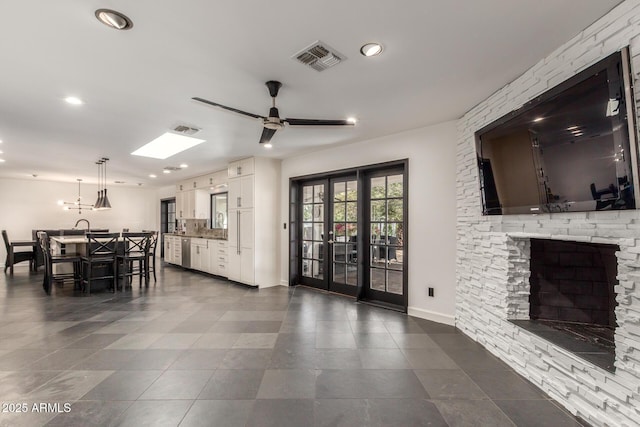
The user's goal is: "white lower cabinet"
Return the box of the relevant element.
[208,240,228,276]
[190,239,210,272]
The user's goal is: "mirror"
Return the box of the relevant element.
[211,192,228,229]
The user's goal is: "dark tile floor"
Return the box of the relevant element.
[0,264,588,426]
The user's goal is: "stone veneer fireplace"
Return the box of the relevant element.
[455,2,640,425]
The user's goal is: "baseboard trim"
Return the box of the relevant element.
[407,307,455,326]
[280,280,289,287]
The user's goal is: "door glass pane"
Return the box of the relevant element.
[303,241,314,259]
[387,270,403,294]
[370,268,385,291]
[388,252,403,270]
[303,186,313,203]
[333,264,346,283]
[371,177,385,199]
[313,223,324,241]
[302,260,312,277]
[346,202,357,222]
[303,205,312,221]
[314,185,325,203]
[371,201,385,221]
[334,224,346,239]
[334,182,346,201]
[346,265,357,286]
[303,224,313,240]
[387,200,403,222]
[346,223,358,238]
[333,243,346,262]
[313,204,324,221]
[387,175,403,197]
[346,181,358,201]
[333,203,345,222]
[312,261,323,279]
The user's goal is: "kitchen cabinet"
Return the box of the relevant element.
[228,175,254,209]
[176,189,209,219]
[227,157,279,288]
[208,240,228,276]
[228,158,254,178]
[164,235,182,265]
[164,235,172,264]
[190,238,209,272]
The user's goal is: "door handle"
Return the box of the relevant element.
[237,210,241,255]
[328,240,335,244]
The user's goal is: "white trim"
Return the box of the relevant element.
[408,306,455,326]
[280,280,289,287]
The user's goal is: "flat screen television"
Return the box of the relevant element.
[476,47,639,215]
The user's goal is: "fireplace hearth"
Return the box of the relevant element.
[514,238,619,372]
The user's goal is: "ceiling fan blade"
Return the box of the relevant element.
[259,127,277,144]
[192,97,265,120]
[284,118,354,126]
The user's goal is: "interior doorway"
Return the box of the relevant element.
[160,198,176,258]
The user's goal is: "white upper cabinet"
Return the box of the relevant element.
[228,158,254,178]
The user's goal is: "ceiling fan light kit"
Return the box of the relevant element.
[193,80,355,146]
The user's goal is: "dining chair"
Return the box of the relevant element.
[37,232,82,295]
[81,233,119,294]
[117,232,151,289]
[3,230,36,275]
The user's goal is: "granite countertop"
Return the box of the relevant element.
[170,233,227,240]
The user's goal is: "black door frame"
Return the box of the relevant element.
[289,159,408,311]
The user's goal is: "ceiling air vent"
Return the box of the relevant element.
[172,124,200,135]
[163,166,182,172]
[293,41,345,72]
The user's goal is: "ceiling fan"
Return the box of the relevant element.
[193,81,355,146]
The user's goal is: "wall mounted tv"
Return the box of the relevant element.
[476,47,639,215]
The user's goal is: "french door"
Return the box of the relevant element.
[298,176,359,296]
[362,169,407,307]
[293,160,408,310]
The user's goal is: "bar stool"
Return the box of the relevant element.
[81,233,119,294]
[37,232,81,295]
[142,230,158,283]
[117,232,151,289]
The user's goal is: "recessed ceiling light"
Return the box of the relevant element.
[0,150,3,154]
[0,139,3,143]
[0,159,5,163]
[132,132,205,160]
[347,117,357,124]
[533,117,544,122]
[263,143,273,149]
[360,43,383,57]
[65,96,84,105]
[163,170,171,174]
[179,164,188,168]
[95,9,133,30]
[149,174,157,178]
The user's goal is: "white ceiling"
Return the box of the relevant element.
[0,0,623,187]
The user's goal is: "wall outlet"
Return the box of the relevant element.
[428,287,434,297]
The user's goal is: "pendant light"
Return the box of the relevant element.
[94,159,104,209]
[101,158,112,209]
[93,157,112,210]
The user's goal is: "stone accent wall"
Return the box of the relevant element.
[456,1,640,425]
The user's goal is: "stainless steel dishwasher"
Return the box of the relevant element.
[181,237,191,268]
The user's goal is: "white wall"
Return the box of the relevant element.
[280,121,458,324]
[0,178,160,266]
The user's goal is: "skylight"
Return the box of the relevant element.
[131,132,205,159]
